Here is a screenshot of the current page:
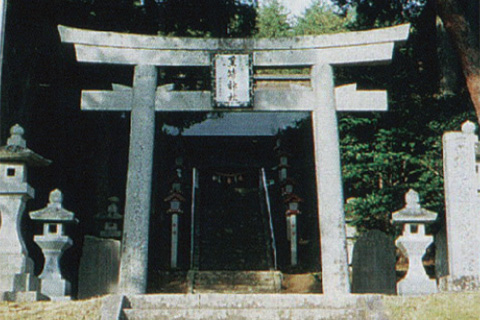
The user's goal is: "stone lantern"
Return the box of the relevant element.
[274,139,290,182]
[165,192,186,269]
[284,193,303,266]
[280,178,295,196]
[0,124,51,301]
[95,196,123,239]
[392,189,437,295]
[170,176,182,193]
[29,189,77,300]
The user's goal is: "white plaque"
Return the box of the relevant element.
[213,53,252,108]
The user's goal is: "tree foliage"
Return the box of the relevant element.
[325,0,478,234]
[254,0,291,38]
[293,1,349,35]
[157,0,257,37]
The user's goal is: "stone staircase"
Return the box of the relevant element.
[197,184,272,271]
[121,293,387,320]
[187,270,282,293]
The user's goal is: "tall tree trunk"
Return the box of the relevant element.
[436,0,480,120]
[436,16,461,97]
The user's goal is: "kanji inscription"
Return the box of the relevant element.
[213,53,252,108]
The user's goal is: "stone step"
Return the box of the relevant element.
[123,308,361,320]
[191,271,282,293]
[126,293,365,310]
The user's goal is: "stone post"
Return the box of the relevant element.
[0,0,7,138]
[440,121,480,291]
[171,213,179,268]
[165,192,186,269]
[118,65,158,294]
[0,125,51,301]
[345,218,358,271]
[289,215,297,265]
[29,189,78,301]
[311,64,350,294]
[392,189,437,295]
[285,193,302,266]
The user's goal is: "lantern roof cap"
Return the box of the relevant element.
[164,192,186,202]
[0,124,51,167]
[30,189,77,222]
[284,193,303,203]
[392,189,437,224]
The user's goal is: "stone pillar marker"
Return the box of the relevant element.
[311,64,350,294]
[29,189,78,301]
[0,124,51,301]
[118,65,158,294]
[441,120,480,291]
[392,189,437,295]
[351,229,396,294]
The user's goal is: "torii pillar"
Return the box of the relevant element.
[312,64,350,293]
[118,65,157,293]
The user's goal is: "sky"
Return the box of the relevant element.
[277,0,311,17]
[257,0,332,19]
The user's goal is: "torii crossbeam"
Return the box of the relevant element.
[59,24,409,295]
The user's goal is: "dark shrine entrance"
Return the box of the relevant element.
[196,166,272,271]
[148,114,322,293]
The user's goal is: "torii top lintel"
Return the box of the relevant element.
[58,24,409,67]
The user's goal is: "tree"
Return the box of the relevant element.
[326,0,477,232]
[436,0,480,120]
[332,0,480,123]
[294,1,349,35]
[157,0,257,37]
[255,0,291,37]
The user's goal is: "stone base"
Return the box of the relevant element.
[0,272,44,302]
[0,273,40,293]
[40,277,71,300]
[397,278,437,296]
[438,275,480,292]
[3,290,48,302]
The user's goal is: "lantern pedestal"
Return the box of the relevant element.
[34,235,72,300]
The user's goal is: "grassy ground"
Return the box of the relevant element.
[0,297,102,320]
[384,292,480,320]
[1,292,480,319]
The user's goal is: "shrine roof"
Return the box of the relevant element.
[164,112,308,136]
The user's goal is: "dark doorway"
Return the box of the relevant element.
[196,167,273,271]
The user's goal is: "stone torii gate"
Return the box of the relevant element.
[59,24,409,295]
